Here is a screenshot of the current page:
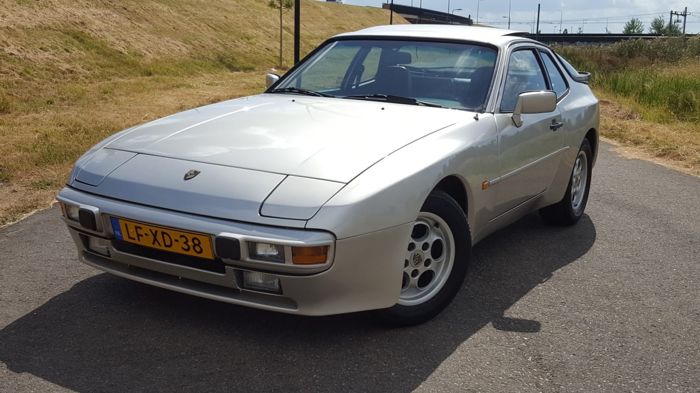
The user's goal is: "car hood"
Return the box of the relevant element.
[105,94,463,183]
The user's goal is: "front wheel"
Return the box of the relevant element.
[375,190,471,326]
[540,138,593,226]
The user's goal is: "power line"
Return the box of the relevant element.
[480,11,670,24]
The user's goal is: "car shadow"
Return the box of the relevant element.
[0,213,595,392]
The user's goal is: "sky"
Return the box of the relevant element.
[339,0,700,34]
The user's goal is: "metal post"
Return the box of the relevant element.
[535,3,540,38]
[669,11,673,33]
[294,0,300,64]
[559,10,563,33]
[448,0,451,14]
[507,0,511,29]
[390,0,394,24]
[476,0,480,24]
[682,7,687,35]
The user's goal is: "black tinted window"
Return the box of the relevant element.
[541,51,568,98]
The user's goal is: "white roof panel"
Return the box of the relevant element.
[334,24,532,46]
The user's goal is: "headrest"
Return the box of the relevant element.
[386,50,412,65]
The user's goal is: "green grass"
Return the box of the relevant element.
[557,38,700,123]
[556,38,700,176]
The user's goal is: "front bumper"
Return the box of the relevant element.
[58,187,411,316]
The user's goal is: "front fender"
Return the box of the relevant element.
[307,117,499,240]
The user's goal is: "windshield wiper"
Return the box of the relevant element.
[270,87,333,97]
[343,94,445,108]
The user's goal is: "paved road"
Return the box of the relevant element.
[1,142,698,393]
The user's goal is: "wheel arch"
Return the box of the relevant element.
[432,175,471,218]
[585,128,598,166]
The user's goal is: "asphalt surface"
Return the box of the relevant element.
[0,142,698,392]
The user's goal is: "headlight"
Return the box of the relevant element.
[246,242,330,265]
[248,242,286,263]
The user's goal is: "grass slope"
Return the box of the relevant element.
[557,39,700,175]
[0,0,403,224]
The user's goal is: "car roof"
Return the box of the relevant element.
[334,24,533,47]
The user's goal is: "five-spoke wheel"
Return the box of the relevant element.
[400,213,455,306]
[375,190,471,326]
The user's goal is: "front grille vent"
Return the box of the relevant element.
[113,240,227,274]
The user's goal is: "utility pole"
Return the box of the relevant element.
[669,10,673,31]
[559,10,563,33]
[476,0,481,24]
[293,0,300,64]
[507,0,511,29]
[390,0,394,24]
[670,8,690,35]
[535,3,540,38]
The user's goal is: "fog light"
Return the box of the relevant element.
[248,242,286,263]
[242,271,281,293]
[62,203,80,221]
[292,246,329,265]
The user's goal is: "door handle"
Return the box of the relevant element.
[549,120,564,131]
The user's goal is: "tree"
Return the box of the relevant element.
[649,15,682,35]
[667,21,682,36]
[623,18,644,34]
[562,28,568,34]
[268,0,293,68]
[649,16,666,34]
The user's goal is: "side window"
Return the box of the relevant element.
[500,49,547,112]
[540,51,568,98]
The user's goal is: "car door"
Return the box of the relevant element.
[492,47,564,216]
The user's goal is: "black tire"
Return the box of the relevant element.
[374,190,471,327]
[540,138,593,226]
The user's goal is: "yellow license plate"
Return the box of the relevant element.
[110,217,214,260]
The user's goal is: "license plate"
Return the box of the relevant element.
[110,217,214,260]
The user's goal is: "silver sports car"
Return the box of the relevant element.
[58,25,599,325]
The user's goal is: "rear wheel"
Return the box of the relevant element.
[540,138,592,226]
[375,190,471,326]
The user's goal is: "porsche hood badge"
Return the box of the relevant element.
[183,169,201,181]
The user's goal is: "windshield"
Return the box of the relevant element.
[272,39,498,111]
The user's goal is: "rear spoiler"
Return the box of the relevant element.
[573,71,591,84]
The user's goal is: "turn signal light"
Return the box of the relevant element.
[291,246,329,265]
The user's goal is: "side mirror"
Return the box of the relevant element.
[265,73,280,88]
[512,91,557,127]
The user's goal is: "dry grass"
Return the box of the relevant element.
[0,71,266,226]
[0,0,404,225]
[598,95,700,176]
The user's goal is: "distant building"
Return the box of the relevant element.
[326,0,343,3]
[382,3,472,25]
